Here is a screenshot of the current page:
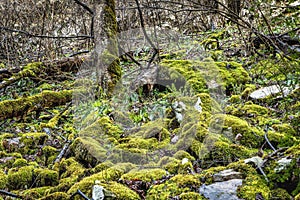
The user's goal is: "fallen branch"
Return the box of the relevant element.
[0,90,73,121]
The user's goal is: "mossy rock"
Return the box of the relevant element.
[12,158,28,167]
[67,163,135,196]
[203,141,255,164]
[22,186,50,199]
[179,192,205,200]
[267,130,298,148]
[295,193,300,200]
[39,192,69,200]
[0,170,7,189]
[121,168,167,182]
[101,181,140,200]
[264,158,300,196]
[158,156,181,174]
[272,123,297,136]
[210,114,264,148]
[146,174,201,199]
[161,59,249,94]
[271,188,292,200]
[20,132,48,154]
[69,137,106,167]
[7,165,35,190]
[42,145,58,166]
[237,174,271,200]
[53,157,86,179]
[34,168,59,187]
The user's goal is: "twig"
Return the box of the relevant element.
[0,190,22,198]
[73,0,94,15]
[134,0,158,67]
[54,142,71,163]
[264,126,277,152]
[0,26,93,39]
[70,189,91,200]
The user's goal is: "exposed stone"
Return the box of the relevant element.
[213,169,243,182]
[250,85,299,99]
[199,179,243,200]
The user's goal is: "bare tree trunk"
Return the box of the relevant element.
[93,0,121,94]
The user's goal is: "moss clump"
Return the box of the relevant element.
[53,157,85,179]
[241,103,269,116]
[121,168,167,182]
[173,150,195,161]
[271,188,292,200]
[179,192,205,200]
[101,181,140,200]
[272,123,296,136]
[203,141,254,164]
[146,174,201,199]
[42,145,58,166]
[267,130,297,148]
[158,156,181,174]
[295,193,300,200]
[20,132,48,154]
[67,162,135,196]
[265,158,300,196]
[22,186,50,199]
[210,114,263,148]
[39,192,69,200]
[12,158,28,167]
[229,94,241,103]
[7,165,35,189]
[0,170,7,189]
[69,137,107,167]
[237,174,271,200]
[34,168,59,187]
[241,84,256,99]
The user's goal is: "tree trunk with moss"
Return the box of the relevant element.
[93,0,121,94]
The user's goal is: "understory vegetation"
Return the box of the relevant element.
[0,0,299,199]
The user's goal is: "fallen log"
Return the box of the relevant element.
[0,89,73,121]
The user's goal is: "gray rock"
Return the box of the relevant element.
[250,85,298,99]
[213,169,243,182]
[199,179,243,200]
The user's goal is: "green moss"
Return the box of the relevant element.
[69,137,107,167]
[146,174,201,199]
[241,84,256,99]
[211,114,264,148]
[160,59,249,94]
[42,146,58,166]
[34,168,58,187]
[12,158,28,167]
[121,168,167,182]
[199,166,226,184]
[267,130,297,147]
[173,150,195,161]
[271,188,292,200]
[22,186,50,199]
[179,192,204,199]
[53,157,85,179]
[203,141,254,164]
[0,170,7,189]
[90,161,114,174]
[229,95,241,103]
[101,181,140,200]
[272,123,296,136]
[158,156,181,174]
[265,158,300,196]
[39,192,69,200]
[238,174,271,200]
[20,132,48,154]
[67,163,135,196]
[295,193,300,200]
[7,165,35,189]
[241,103,269,116]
